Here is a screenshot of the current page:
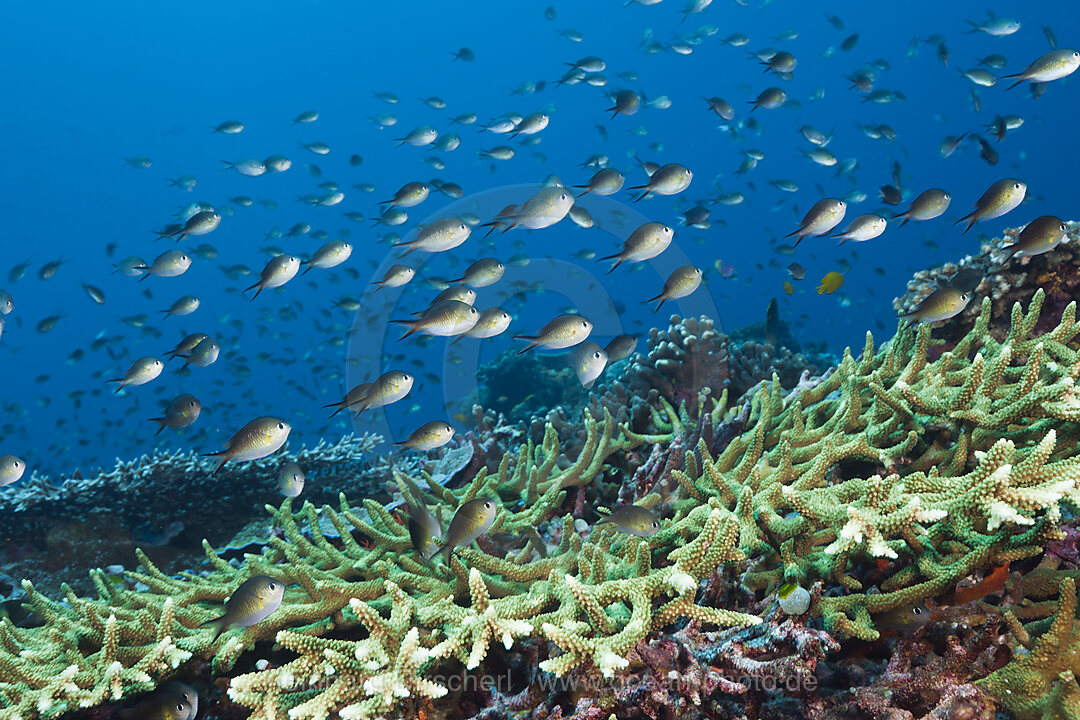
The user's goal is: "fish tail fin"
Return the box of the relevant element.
[301,264,312,276]
[954,212,977,233]
[512,336,538,354]
[605,258,624,274]
[200,451,230,475]
[199,615,228,642]
[791,233,806,249]
[999,245,1019,265]
[148,417,168,436]
[391,321,419,340]
[1005,77,1026,90]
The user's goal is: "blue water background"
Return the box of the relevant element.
[0,0,1077,476]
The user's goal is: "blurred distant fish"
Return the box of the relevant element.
[394,421,455,451]
[109,358,163,394]
[148,394,201,436]
[833,214,887,244]
[966,17,1020,36]
[894,189,950,226]
[749,87,785,111]
[939,132,968,158]
[395,217,472,254]
[600,222,673,272]
[574,168,625,196]
[222,159,266,177]
[450,258,505,287]
[137,250,191,282]
[975,135,999,165]
[393,301,479,339]
[604,334,638,363]
[647,265,702,310]
[765,298,779,345]
[246,255,300,300]
[371,264,415,291]
[786,198,846,247]
[515,314,593,353]
[900,288,970,328]
[816,272,844,295]
[703,96,735,120]
[213,120,244,134]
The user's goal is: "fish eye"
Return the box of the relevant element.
[176,704,185,712]
[12,461,19,468]
[943,194,950,200]
[652,521,659,528]
[593,352,602,359]
[277,423,285,430]
[268,582,277,590]
[911,606,922,615]
[190,401,196,407]
[484,501,493,508]
[581,321,588,327]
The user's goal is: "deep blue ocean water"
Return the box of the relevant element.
[0,0,1077,477]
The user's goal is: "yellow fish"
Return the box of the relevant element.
[816,272,844,295]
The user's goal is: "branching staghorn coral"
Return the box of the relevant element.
[663,290,1080,641]
[7,289,1080,719]
[0,406,759,720]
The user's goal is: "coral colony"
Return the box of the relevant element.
[6,223,1080,720]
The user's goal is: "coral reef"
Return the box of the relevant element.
[893,219,1080,344]
[9,248,1080,718]
[0,434,385,596]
